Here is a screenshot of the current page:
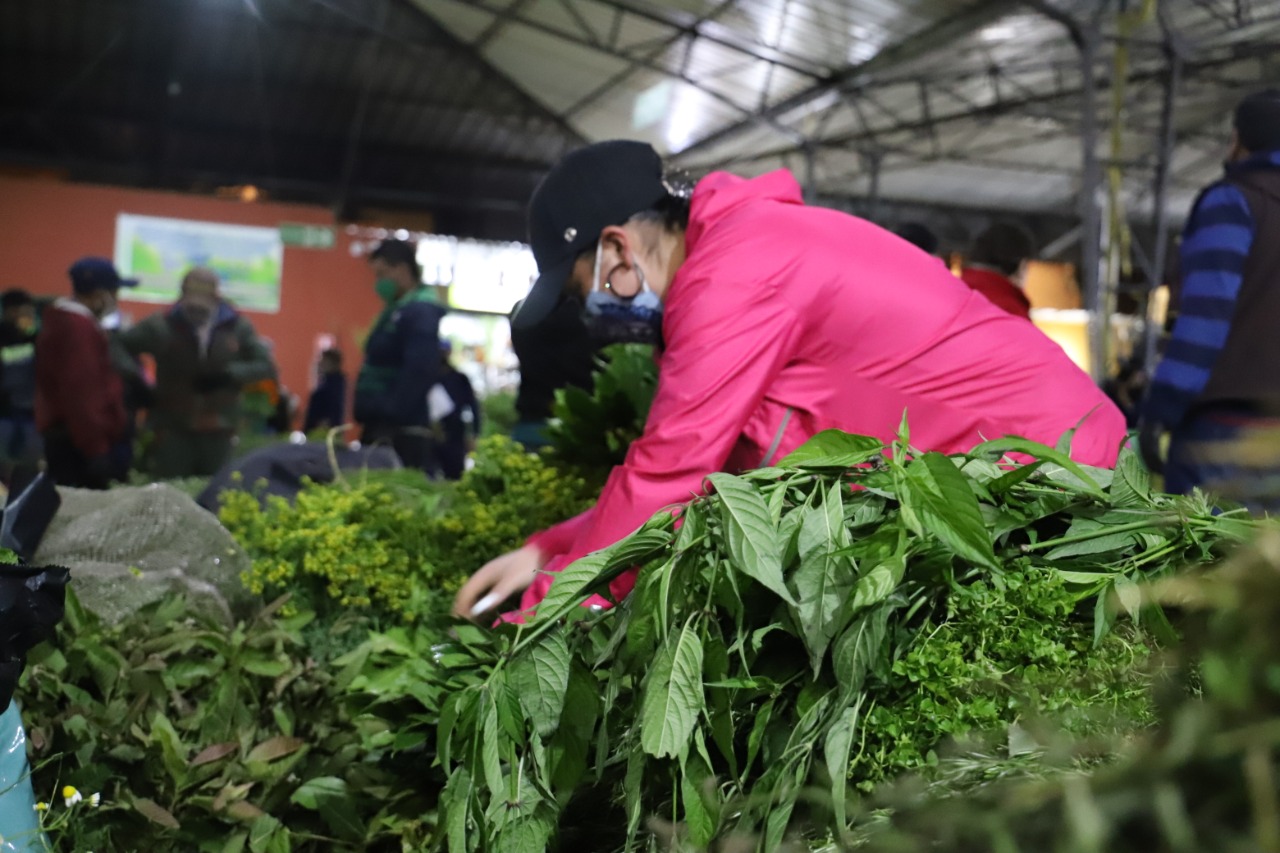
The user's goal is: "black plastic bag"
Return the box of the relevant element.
[0,562,69,709]
[0,469,61,562]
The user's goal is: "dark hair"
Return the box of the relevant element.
[1,289,33,311]
[969,223,1037,277]
[895,222,939,255]
[369,239,421,280]
[320,348,343,366]
[1235,89,1280,154]
[628,190,693,233]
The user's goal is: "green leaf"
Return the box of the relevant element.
[531,550,610,623]
[791,484,855,675]
[971,436,1106,497]
[290,776,366,842]
[849,555,905,613]
[824,697,864,830]
[833,605,889,703]
[248,815,283,853]
[442,769,473,853]
[481,692,505,800]
[707,473,795,604]
[780,429,884,469]
[511,629,572,738]
[640,622,706,759]
[1110,449,1152,507]
[1045,531,1139,560]
[901,453,998,570]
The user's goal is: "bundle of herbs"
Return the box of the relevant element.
[850,526,1280,853]
[347,427,1254,851]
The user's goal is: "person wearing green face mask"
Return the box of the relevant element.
[354,238,447,473]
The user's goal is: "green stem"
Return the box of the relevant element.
[1022,516,1198,553]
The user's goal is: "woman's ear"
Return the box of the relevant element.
[598,225,630,262]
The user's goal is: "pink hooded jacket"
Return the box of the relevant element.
[518,169,1126,613]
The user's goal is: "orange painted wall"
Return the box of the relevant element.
[0,175,388,416]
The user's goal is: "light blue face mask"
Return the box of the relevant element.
[583,241,663,328]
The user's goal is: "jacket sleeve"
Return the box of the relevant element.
[227,319,277,385]
[117,316,161,357]
[386,303,444,426]
[1145,183,1256,428]
[526,508,596,555]
[535,275,801,604]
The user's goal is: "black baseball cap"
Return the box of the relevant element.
[514,140,668,329]
[68,257,137,295]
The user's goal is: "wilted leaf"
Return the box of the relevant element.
[190,741,239,767]
[134,797,180,829]
[245,736,305,763]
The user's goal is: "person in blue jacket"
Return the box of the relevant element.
[1141,90,1280,509]
[354,239,446,472]
[303,348,347,433]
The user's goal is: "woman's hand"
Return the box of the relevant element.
[452,545,548,620]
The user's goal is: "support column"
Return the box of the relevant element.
[1143,24,1185,371]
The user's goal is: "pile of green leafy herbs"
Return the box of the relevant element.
[19,592,441,852]
[546,343,657,475]
[218,436,595,630]
[348,427,1254,852]
[849,526,1280,853]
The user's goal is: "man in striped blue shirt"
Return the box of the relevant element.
[1142,90,1280,510]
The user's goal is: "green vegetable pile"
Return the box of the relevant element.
[546,344,657,475]
[852,527,1280,853]
[19,593,429,852]
[218,436,594,626]
[349,426,1253,851]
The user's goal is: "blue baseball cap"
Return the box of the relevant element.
[68,257,137,295]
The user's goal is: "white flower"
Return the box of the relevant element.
[89,792,101,807]
[62,785,82,807]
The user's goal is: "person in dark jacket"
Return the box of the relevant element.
[35,258,132,489]
[304,348,347,433]
[509,296,596,450]
[119,267,277,478]
[433,341,480,480]
[354,239,446,472]
[0,290,40,475]
[959,223,1035,319]
[1142,90,1280,510]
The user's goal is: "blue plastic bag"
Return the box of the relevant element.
[0,701,44,852]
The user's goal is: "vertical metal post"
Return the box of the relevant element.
[865,150,884,223]
[1144,28,1184,371]
[803,142,817,205]
[1077,12,1107,383]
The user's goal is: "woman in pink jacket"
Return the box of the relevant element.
[453,140,1127,620]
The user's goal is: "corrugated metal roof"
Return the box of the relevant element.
[3,0,1279,239]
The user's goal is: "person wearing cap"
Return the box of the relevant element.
[1141,90,1280,508]
[958,223,1037,320]
[354,239,446,473]
[34,258,132,489]
[119,267,276,479]
[509,296,598,451]
[452,140,1128,621]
